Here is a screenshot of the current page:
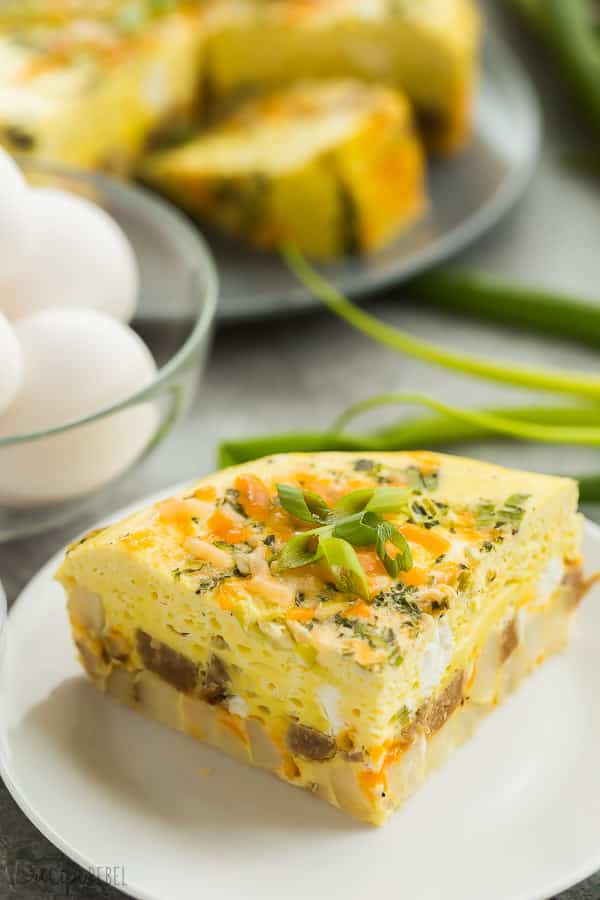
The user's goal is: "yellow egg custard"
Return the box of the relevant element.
[56,452,585,825]
[201,0,481,154]
[141,79,426,258]
[0,9,203,171]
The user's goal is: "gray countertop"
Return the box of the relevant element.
[1,5,600,899]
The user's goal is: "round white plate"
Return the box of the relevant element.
[1,496,599,900]
[211,35,541,321]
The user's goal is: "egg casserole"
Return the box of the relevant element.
[141,79,425,258]
[201,0,481,154]
[56,452,585,825]
[0,10,202,171]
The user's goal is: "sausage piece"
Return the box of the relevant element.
[500,617,519,663]
[287,723,337,761]
[201,654,231,704]
[135,629,198,694]
[418,669,464,736]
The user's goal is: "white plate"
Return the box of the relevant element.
[1,494,599,900]
[212,35,541,321]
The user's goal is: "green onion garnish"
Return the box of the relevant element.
[275,484,412,599]
[275,483,331,524]
[319,537,370,599]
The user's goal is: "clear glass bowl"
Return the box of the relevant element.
[0,578,5,658]
[0,161,218,541]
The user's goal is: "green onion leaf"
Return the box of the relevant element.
[276,483,330,524]
[366,487,411,514]
[388,530,412,572]
[505,493,530,509]
[373,519,397,577]
[283,244,600,403]
[277,529,324,570]
[333,513,377,546]
[319,537,370,599]
[334,488,374,515]
[367,514,412,575]
[333,392,600,447]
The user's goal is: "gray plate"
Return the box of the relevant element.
[204,34,541,323]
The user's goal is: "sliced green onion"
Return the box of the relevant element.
[334,488,374,515]
[319,537,370,599]
[332,514,377,546]
[276,483,330,524]
[365,487,411,514]
[389,530,412,572]
[277,529,324,570]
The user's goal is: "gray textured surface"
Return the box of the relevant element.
[2,5,600,900]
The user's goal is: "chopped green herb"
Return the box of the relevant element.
[392,705,411,726]
[474,494,530,531]
[457,569,471,593]
[353,458,380,473]
[172,566,205,581]
[389,649,404,667]
[372,585,422,622]
[223,488,246,517]
[406,466,439,492]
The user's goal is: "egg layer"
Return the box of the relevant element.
[56,451,584,823]
[200,0,481,154]
[0,0,480,168]
[0,11,203,171]
[142,79,425,257]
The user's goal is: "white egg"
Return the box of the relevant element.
[0,308,158,506]
[0,149,31,281]
[0,187,138,323]
[0,311,24,415]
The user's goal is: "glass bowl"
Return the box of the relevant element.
[0,161,218,541]
[0,578,5,658]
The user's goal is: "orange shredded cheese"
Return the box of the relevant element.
[194,485,216,502]
[219,711,249,746]
[119,528,155,551]
[401,566,428,587]
[207,509,251,543]
[286,607,315,622]
[359,768,388,802]
[235,474,271,520]
[357,549,386,576]
[400,523,451,556]
[347,601,372,619]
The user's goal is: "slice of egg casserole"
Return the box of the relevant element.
[56,452,585,825]
[0,10,203,171]
[201,0,481,154]
[141,79,426,258]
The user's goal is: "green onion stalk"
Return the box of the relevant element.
[219,249,600,504]
[509,0,600,139]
